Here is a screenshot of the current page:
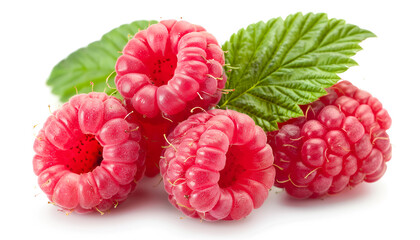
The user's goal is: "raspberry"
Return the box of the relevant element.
[33,92,146,213]
[124,101,174,177]
[116,20,227,177]
[269,81,392,199]
[159,109,275,221]
[115,19,226,119]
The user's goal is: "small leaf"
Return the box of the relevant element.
[47,20,158,102]
[220,12,375,131]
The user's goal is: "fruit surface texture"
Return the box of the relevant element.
[269,81,392,199]
[33,92,145,213]
[160,109,275,220]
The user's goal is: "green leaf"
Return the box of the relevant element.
[220,12,375,131]
[47,20,158,102]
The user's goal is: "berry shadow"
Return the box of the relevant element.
[39,176,174,222]
[165,209,265,238]
[276,183,378,209]
[104,176,173,216]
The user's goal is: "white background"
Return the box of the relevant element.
[0,0,419,239]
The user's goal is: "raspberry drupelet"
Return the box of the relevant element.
[268,80,392,199]
[115,19,227,177]
[160,109,275,221]
[33,92,146,214]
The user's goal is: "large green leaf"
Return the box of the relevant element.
[47,20,157,102]
[220,12,375,131]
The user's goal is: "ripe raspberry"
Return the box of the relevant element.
[33,92,146,213]
[269,81,392,199]
[115,19,226,119]
[116,20,227,177]
[124,101,174,177]
[160,109,275,221]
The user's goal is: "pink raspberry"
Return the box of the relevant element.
[116,19,227,177]
[33,92,146,214]
[269,81,392,199]
[115,19,226,119]
[160,109,275,221]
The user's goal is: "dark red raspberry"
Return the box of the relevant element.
[159,109,275,221]
[124,101,174,177]
[269,81,392,199]
[115,19,226,119]
[33,92,146,214]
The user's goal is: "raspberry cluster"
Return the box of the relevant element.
[33,19,392,220]
[33,19,231,216]
[269,81,392,199]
